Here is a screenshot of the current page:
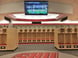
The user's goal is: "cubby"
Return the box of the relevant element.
[55,27,78,49]
[17,25,55,43]
[0,28,18,51]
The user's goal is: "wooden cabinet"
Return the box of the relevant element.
[17,25,55,43]
[0,28,18,51]
[55,27,78,49]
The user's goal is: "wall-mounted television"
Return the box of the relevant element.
[24,1,48,15]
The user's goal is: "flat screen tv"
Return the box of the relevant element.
[24,1,48,15]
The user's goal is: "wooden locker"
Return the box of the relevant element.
[0,28,18,51]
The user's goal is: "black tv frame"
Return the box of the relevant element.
[24,1,48,15]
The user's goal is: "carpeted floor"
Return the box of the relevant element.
[0,44,78,58]
[12,52,58,58]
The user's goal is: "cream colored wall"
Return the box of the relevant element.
[0,1,24,13]
[49,2,72,14]
[0,1,73,14]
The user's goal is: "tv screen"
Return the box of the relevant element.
[24,1,48,15]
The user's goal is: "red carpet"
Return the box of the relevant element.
[12,52,59,58]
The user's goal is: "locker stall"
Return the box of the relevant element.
[54,25,78,49]
[0,28,18,51]
[0,24,55,44]
[16,25,55,43]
